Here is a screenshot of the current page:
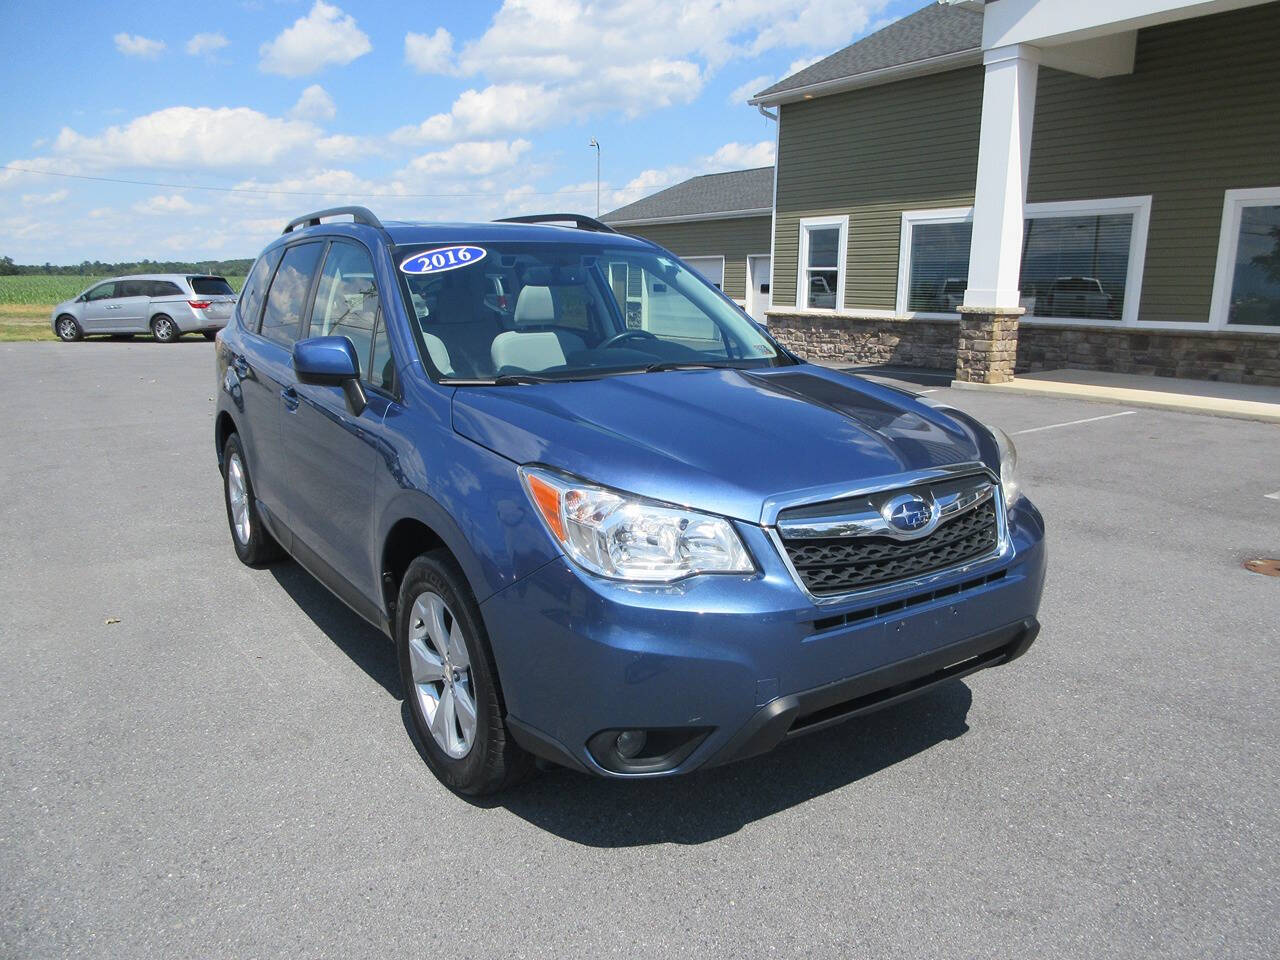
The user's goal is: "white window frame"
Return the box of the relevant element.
[896,206,974,320]
[797,215,848,310]
[895,196,1153,326]
[1207,186,1280,333]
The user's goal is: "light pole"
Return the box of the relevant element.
[588,138,600,217]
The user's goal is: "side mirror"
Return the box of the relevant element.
[293,336,366,415]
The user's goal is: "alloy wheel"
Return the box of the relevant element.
[226,453,251,545]
[408,591,477,759]
[154,317,175,341]
[57,317,78,340]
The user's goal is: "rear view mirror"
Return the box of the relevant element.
[293,336,367,415]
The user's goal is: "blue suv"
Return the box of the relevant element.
[214,207,1046,795]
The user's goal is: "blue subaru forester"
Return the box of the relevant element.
[214,207,1046,795]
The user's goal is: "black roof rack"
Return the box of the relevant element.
[494,213,617,234]
[283,206,386,235]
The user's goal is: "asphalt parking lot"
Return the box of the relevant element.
[2,340,1277,959]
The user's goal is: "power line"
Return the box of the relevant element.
[1,163,672,202]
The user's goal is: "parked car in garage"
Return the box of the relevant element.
[214,207,1046,796]
[51,274,237,342]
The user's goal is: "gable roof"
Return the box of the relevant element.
[751,2,983,105]
[601,166,774,225]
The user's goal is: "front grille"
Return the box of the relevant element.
[782,499,998,597]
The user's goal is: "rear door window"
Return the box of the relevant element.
[309,241,380,376]
[260,242,323,347]
[238,249,282,330]
[190,276,235,296]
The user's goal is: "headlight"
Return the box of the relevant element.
[519,467,754,582]
[989,425,1020,509]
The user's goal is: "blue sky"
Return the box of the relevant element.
[0,0,918,263]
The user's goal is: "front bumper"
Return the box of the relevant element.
[481,498,1047,778]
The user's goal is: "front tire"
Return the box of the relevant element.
[396,551,531,795]
[221,433,284,566]
[151,315,179,343]
[55,315,82,342]
[202,330,217,341]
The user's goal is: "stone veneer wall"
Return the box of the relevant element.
[766,313,958,369]
[767,313,1280,386]
[1016,326,1280,386]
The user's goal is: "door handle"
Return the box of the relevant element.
[281,386,300,412]
[106,304,121,310]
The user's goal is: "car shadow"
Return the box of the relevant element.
[470,682,973,846]
[268,560,403,698]
[268,558,973,846]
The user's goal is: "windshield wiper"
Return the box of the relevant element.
[642,361,731,373]
[439,373,565,386]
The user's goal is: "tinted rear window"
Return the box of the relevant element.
[148,281,183,297]
[190,276,235,296]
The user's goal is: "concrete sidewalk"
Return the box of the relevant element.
[953,368,1280,423]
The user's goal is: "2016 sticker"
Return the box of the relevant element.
[400,245,487,275]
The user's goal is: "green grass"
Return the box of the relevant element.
[0,274,245,304]
[0,276,246,341]
[0,275,110,304]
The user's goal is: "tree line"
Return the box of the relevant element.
[0,255,254,277]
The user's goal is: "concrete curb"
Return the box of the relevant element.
[951,378,1280,424]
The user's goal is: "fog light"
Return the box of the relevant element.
[615,730,647,759]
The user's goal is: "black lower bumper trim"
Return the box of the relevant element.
[705,617,1040,768]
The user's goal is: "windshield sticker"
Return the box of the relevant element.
[400,245,487,275]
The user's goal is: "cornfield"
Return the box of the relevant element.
[0,275,246,305]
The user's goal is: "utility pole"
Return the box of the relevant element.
[588,138,600,217]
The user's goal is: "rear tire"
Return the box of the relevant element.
[55,315,82,342]
[151,315,179,343]
[396,550,532,795]
[221,433,284,566]
[202,331,217,341]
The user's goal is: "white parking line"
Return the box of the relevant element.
[1266,490,1280,500]
[1012,410,1136,436]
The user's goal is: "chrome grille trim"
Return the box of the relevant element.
[768,467,1011,606]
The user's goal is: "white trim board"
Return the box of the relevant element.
[1207,186,1280,334]
[797,215,849,311]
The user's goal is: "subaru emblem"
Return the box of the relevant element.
[881,493,938,537]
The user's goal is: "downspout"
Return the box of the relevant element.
[756,103,777,121]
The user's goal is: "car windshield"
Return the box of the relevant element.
[190,276,235,296]
[393,242,789,383]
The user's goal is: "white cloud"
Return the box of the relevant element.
[405,28,454,74]
[114,33,165,58]
[21,190,69,207]
[399,139,533,179]
[603,139,775,210]
[185,32,230,56]
[705,140,775,169]
[290,84,337,121]
[730,74,772,105]
[392,0,882,140]
[133,194,202,215]
[259,1,372,76]
[51,106,321,170]
[392,84,560,144]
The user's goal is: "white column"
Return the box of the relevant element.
[964,44,1040,310]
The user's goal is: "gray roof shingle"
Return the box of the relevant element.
[601,166,774,223]
[753,2,982,100]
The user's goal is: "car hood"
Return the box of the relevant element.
[451,364,988,524]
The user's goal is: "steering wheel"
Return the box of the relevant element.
[598,329,660,350]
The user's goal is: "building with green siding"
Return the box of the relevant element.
[741,0,1280,385]
[602,167,776,325]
